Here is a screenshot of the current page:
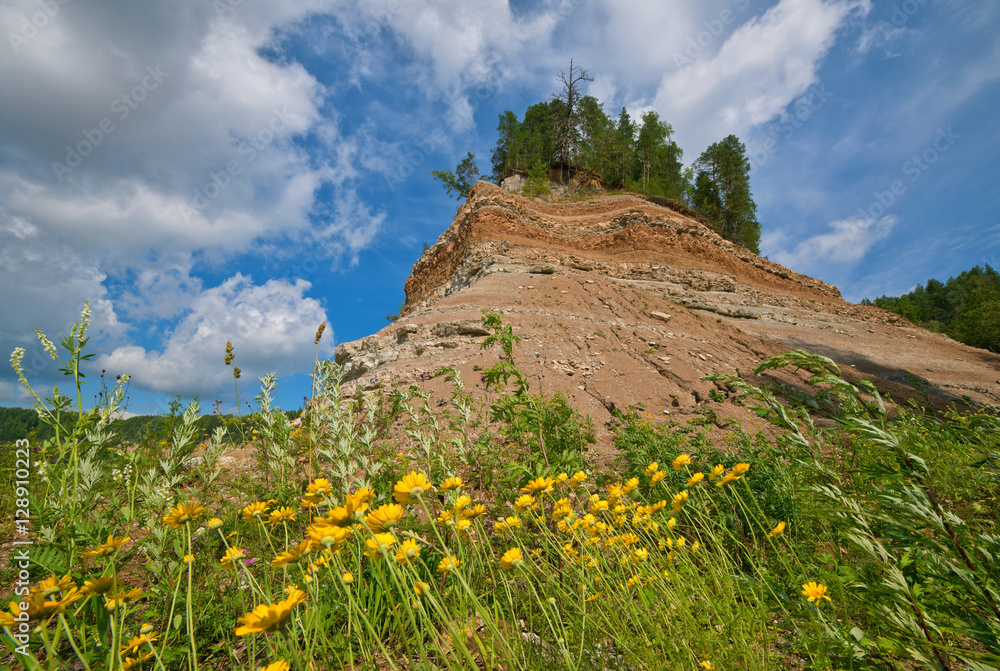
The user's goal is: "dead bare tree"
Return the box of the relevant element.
[553,59,592,185]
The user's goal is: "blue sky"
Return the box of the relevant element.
[1,0,998,415]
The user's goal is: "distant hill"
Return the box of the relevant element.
[0,406,300,444]
[863,265,1000,352]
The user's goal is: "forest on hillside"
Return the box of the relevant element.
[0,403,300,445]
[863,264,1000,352]
[433,61,761,254]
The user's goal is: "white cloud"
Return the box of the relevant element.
[97,274,331,396]
[653,0,870,153]
[770,214,898,271]
[0,0,390,397]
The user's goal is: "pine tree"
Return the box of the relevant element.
[431,152,481,199]
[693,135,760,254]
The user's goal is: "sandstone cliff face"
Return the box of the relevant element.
[336,182,1000,460]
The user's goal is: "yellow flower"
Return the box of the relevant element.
[162,501,206,528]
[767,521,786,538]
[686,473,704,487]
[235,588,306,635]
[207,518,224,530]
[632,547,649,561]
[121,631,160,655]
[671,490,688,513]
[716,463,750,486]
[437,555,460,574]
[183,554,194,564]
[80,577,116,595]
[341,573,353,585]
[307,519,349,549]
[364,533,397,560]
[271,540,312,567]
[453,494,473,511]
[81,535,131,560]
[644,462,659,477]
[267,507,296,525]
[395,538,421,565]
[500,547,524,571]
[708,464,726,481]
[394,471,432,504]
[460,503,487,519]
[220,547,247,566]
[650,470,667,486]
[556,472,569,485]
[121,652,154,670]
[622,477,639,495]
[568,471,587,488]
[365,503,405,533]
[414,581,431,597]
[301,478,333,507]
[521,476,555,495]
[589,498,609,514]
[802,581,831,604]
[513,494,536,513]
[440,476,464,491]
[345,487,374,520]
[672,454,691,470]
[242,502,270,522]
[700,661,715,670]
[37,575,75,596]
[494,516,521,534]
[259,662,291,671]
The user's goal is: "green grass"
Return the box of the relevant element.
[2,309,999,670]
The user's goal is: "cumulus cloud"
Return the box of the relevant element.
[653,0,870,153]
[0,0,385,399]
[97,274,331,396]
[770,214,898,271]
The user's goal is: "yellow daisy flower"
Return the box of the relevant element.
[242,502,270,523]
[162,502,206,528]
[234,588,306,635]
[500,547,524,571]
[802,581,831,604]
[272,540,312,567]
[365,503,405,533]
[394,538,421,565]
[440,476,463,491]
[267,507,296,525]
[437,555,460,574]
[521,476,554,495]
[220,547,247,566]
[394,471,433,504]
[81,535,131,560]
[301,478,333,507]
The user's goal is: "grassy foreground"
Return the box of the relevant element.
[2,306,999,670]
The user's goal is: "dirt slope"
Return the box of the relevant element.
[335,181,1000,461]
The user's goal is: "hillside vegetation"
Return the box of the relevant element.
[433,61,761,254]
[863,264,1000,352]
[2,305,999,670]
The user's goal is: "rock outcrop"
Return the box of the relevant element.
[336,182,1000,460]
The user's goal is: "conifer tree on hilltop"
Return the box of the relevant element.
[437,62,762,254]
[693,135,761,254]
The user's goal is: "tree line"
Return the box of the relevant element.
[432,61,761,254]
[0,404,301,445]
[862,264,1000,352]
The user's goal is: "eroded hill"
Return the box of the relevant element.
[335,182,1000,460]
